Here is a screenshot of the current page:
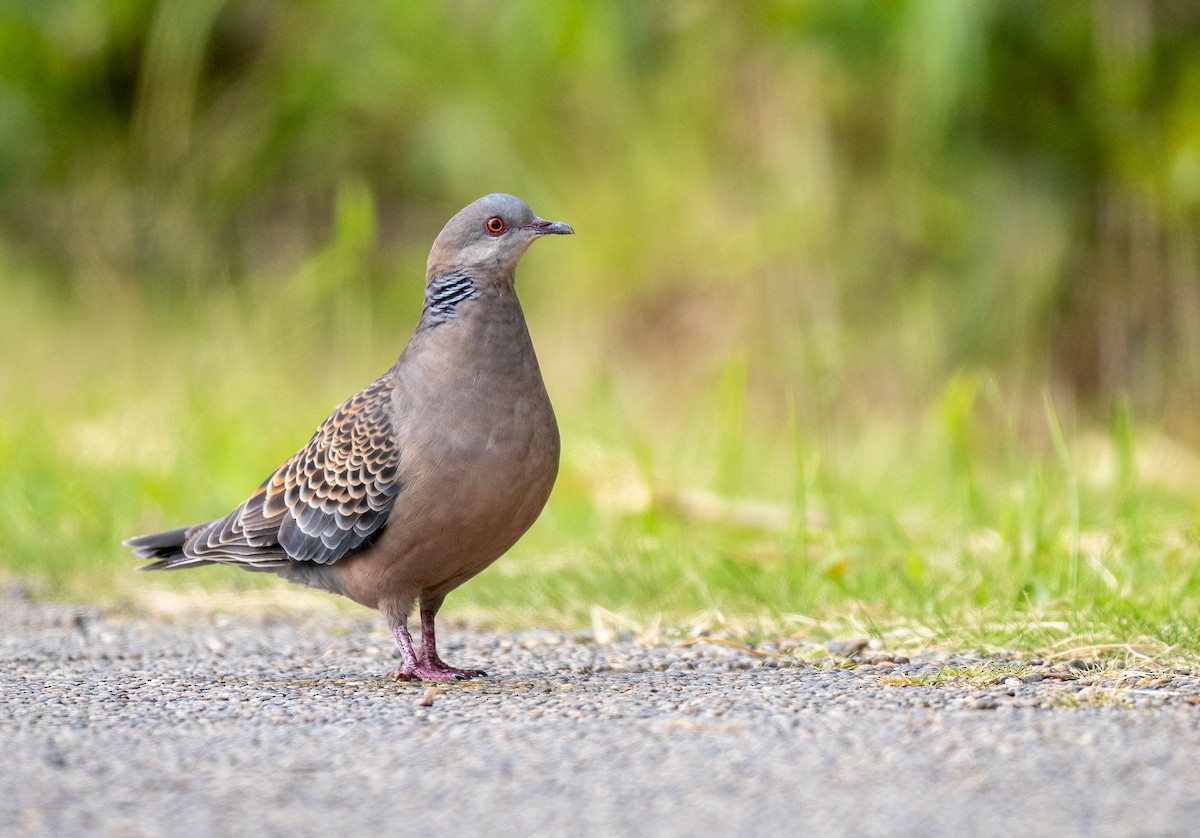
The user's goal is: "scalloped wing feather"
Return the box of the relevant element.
[186,377,402,566]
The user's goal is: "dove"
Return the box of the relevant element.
[126,193,572,681]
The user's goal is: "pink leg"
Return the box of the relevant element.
[416,598,486,680]
[387,599,484,682]
[388,619,421,681]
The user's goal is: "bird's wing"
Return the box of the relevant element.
[186,376,402,566]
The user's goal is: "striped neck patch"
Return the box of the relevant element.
[423,271,480,323]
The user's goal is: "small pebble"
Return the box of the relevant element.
[418,687,448,707]
[966,695,999,710]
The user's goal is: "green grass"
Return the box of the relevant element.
[2,271,1198,664]
[2,4,1199,664]
[880,662,1029,689]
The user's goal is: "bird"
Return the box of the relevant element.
[126,193,573,681]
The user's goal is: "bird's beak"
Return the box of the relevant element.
[522,217,574,236]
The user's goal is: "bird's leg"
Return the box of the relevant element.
[416,595,486,680]
[388,617,422,681]
[386,598,484,681]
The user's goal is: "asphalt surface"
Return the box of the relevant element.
[3,589,1199,837]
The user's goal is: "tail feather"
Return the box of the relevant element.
[124,525,215,570]
[124,521,293,572]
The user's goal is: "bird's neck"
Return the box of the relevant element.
[407,267,530,358]
[421,270,481,325]
[420,267,517,324]
[396,281,538,396]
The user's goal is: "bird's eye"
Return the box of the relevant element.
[485,216,506,235]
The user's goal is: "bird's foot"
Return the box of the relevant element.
[390,662,487,682]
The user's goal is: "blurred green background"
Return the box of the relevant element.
[2,1,1199,656]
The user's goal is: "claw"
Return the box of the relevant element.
[390,664,486,682]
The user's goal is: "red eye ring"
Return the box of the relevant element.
[485,216,505,235]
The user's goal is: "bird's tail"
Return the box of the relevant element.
[124,526,214,570]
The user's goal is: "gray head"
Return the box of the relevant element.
[427,193,573,283]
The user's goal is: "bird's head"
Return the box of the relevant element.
[427,193,573,284]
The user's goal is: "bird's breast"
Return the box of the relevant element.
[330,293,560,607]
[391,300,560,553]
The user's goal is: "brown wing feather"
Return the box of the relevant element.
[186,376,402,566]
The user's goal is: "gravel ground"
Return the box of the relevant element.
[3,589,1200,837]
